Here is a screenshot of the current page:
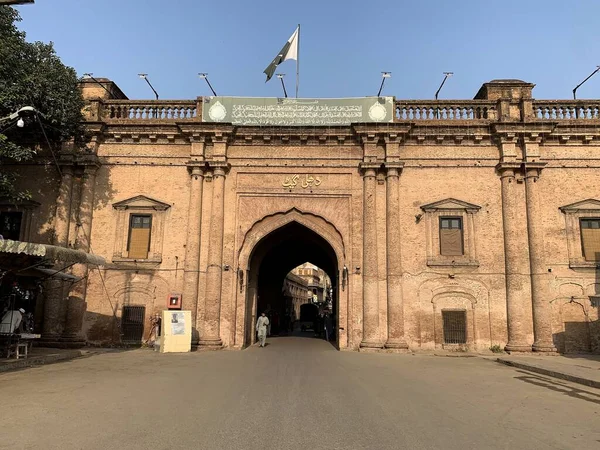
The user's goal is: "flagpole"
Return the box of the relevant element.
[296,24,300,98]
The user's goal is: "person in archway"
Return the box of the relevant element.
[256,312,270,348]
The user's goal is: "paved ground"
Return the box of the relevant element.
[1,337,599,450]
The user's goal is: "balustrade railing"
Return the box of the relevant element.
[533,101,600,120]
[95,99,600,123]
[395,100,496,121]
[102,100,198,121]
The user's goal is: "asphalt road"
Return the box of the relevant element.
[1,337,599,450]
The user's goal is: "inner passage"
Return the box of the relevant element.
[254,222,338,344]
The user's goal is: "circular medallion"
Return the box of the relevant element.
[208,101,227,121]
[368,102,387,121]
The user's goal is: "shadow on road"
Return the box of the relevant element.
[513,369,600,405]
[249,335,338,351]
[262,330,338,350]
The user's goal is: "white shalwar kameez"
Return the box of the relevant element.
[256,316,270,347]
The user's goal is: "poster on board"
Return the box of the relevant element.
[171,312,185,335]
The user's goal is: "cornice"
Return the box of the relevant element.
[492,122,557,134]
[82,116,600,149]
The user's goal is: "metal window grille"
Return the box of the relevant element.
[442,310,467,344]
[121,306,145,344]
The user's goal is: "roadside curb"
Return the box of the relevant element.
[0,350,85,374]
[496,358,600,389]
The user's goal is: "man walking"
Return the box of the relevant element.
[256,312,270,348]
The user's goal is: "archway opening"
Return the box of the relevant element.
[245,221,339,348]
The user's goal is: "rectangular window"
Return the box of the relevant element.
[127,214,152,259]
[580,218,600,261]
[0,212,23,241]
[439,217,463,256]
[442,310,467,344]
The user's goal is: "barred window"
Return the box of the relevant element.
[128,215,152,259]
[121,305,145,344]
[442,310,467,344]
[440,217,463,256]
[580,218,600,261]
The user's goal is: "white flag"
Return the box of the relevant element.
[283,27,299,61]
[263,26,299,82]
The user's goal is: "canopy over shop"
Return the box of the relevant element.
[0,239,105,346]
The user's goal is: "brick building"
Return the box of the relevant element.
[292,262,330,304]
[4,77,600,353]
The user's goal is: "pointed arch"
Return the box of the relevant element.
[233,208,348,349]
[238,207,346,270]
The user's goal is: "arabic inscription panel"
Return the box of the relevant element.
[235,172,354,193]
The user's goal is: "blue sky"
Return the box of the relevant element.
[14,0,600,100]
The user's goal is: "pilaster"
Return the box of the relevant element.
[523,160,557,352]
[199,161,230,347]
[184,162,206,346]
[359,161,383,349]
[62,162,100,347]
[53,164,75,246]
[42,162,75,345]
[383,161,408,349]
[496,162,533,352]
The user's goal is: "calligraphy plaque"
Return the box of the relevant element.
[282,174,322,189]
[202,97,394,126]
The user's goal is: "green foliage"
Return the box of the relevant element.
[489,344,504,353]
[0,5,85,200]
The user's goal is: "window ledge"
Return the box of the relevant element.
[112,257,162,265]
[427,259,479,268]
[568,261,600,269]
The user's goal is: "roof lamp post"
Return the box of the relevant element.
[276,74,288,98]
[435,72,453,100]
[138,73,159,100]
[377,72,391,97]
[435,72,453,119]
[573,66,600,100]
[198,73,217,97]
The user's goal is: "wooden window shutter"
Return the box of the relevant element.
[128,215,152,259]
[581,219,600,261]
[440,217,464,256]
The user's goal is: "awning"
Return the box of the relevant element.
[0,239,105,266]
[17,267,82,282]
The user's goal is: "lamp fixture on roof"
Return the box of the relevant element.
[377,72,391,97]
[198,73,218,96]
[138,73,159,100]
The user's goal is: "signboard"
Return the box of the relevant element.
[202,96,394,126]
[160,310,191,353]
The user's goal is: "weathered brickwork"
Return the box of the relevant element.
[7,78,600,353]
